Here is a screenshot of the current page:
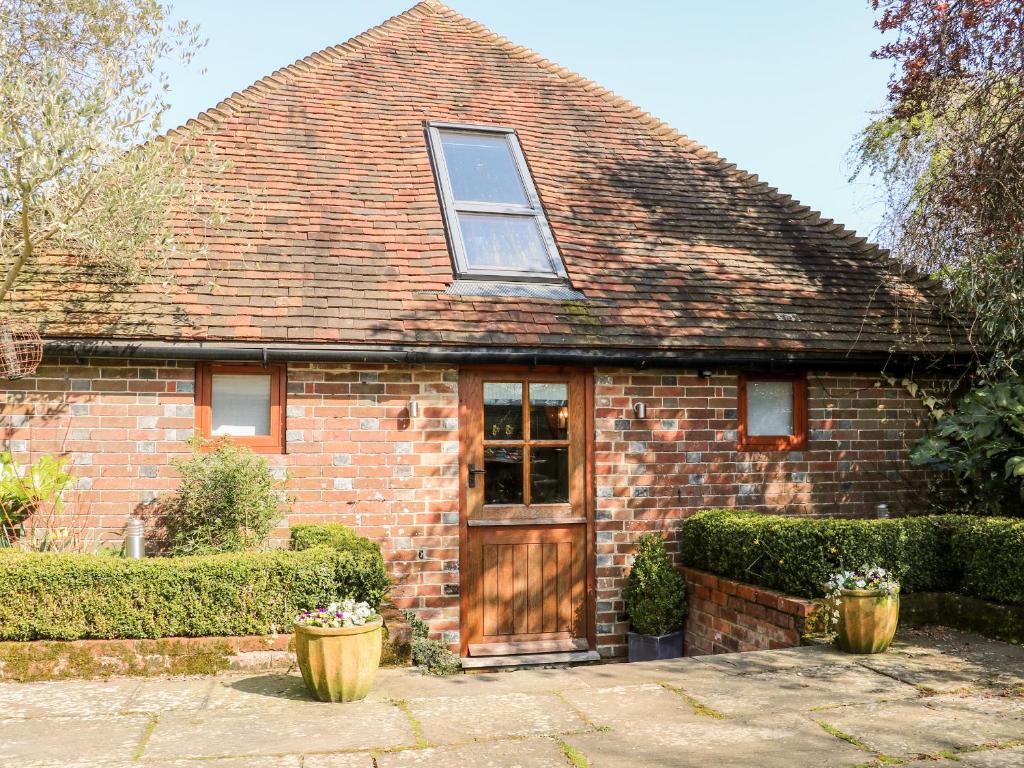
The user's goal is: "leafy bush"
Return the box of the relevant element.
[1,453,76,550]
[680,509,970,599]
[624,533,687,636]
[291,524,390,609]
[0,523,391,641]
[0,547,347,641]
[680,509,1023,606]
[952,517,1024,605]
[911,379,1024,516]
[162,440,286,555]
[402,608,461,675]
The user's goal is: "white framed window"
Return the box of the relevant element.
[426,122,568,282]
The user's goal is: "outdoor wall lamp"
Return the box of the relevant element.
[698,369,713,379]
[633,402,647,419]
[408,400,419,419]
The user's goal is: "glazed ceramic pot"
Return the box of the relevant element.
[294,618,383,702]
[836,588,899,654]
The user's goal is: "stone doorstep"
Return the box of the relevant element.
[0,606,414,681]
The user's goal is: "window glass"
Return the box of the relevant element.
[529,383,568,440]
[530,447,568,503]
[747,381,794,436]
[211,374,272,436]
[440,132,529,205]
[458,213,551,272]
[484,382,522,440]
[484,446,523,504]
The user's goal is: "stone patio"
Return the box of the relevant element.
[1,627,1022,768]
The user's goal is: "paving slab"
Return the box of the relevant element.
[672,661,916,716]
[299,754,376,767]
[366,665,582,702]
[123,676,217,713]
[144,702,413,759]
[407,691,586,744]
[375,737,569,767]
[959,746,1024,767]
[0,678,140,718]
[817,697,1024,757]
[0,714,152,764]
[204,673,318,710]
[562,713,866,768]
[691,644,853,675]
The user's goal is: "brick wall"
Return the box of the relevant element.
[0,359,462,646]
[681,567,820,655]
[592,368,935,657]
[2,361,938,657]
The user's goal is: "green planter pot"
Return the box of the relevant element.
[836,588,899,654]
[294,618,383,702]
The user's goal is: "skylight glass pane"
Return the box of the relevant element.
[458,213,553,273]
[440,132,529,205]
[211,374,271,436]
[747,381,793,436]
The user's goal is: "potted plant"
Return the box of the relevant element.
[624,533,688,662]
[825,566,900,654]
[294,599,383,702]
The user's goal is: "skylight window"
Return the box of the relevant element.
[427,123,568,282]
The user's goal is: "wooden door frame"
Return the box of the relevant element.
[457,366,596,658]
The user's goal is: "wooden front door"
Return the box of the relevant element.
[459,369,593,657]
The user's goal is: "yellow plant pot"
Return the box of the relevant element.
[836,588,899,654]
[294,618,383,702]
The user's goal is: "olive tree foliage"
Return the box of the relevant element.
[856,2,1024,512]
[0,0,218,306]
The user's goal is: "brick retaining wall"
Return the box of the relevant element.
[681,567,821,655]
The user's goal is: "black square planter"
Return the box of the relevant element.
[627,629,683,662]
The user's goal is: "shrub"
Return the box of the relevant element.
[0,524,392,641]
[623,533,687,636]
[679,509,972,599]
[291,524,391,609]
[0,547,355,641]
[952,517,1024,605]
[162,440,286,555]
[911,378,1024,516]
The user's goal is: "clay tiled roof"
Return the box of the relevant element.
[14,0,960,357]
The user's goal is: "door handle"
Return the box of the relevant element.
[467,463,486,488]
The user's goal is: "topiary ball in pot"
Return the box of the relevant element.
[624,533,687,662]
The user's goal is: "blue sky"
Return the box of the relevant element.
[162,1,894,240]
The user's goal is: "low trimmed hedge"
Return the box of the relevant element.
[680,509,1023,606]
[0,524,391,642]
[952,517,1024,605]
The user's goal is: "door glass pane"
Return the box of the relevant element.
[458,213,553,273]
[531,447,569,504]
[439,132,528,205]
[530,383,568,440]
[747,380,794,436]
[484,382,522,440]
[211,374,271,436]
[484,447,523,504]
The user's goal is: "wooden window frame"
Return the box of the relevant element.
[195,362,287,454]
[737,372,807,451]
[425,121,569,284]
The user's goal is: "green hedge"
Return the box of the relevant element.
[290,524,390,607]
[679,509,990,601]
[0,525,391,641]
[952,517,1024,605]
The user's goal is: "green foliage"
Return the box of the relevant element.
[0,523,391,641]
[624,533,687,636]
[0,453,73,525]
[162,441,285,556]
[0,547,344,641]
[911,379,1024,516]
[403,609,430,641]
[411,637,462,676]
[680,509,1023,607]
[952,517,1024,605]
[290,524,390,608]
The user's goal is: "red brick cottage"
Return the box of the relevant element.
[4,1,959,661]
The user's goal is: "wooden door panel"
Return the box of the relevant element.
[460,368,593,658]
[468,524,585,654]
